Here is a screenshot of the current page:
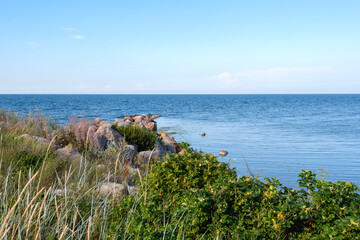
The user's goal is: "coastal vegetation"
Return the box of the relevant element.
[112,123,158,152]
[0,109,359,239]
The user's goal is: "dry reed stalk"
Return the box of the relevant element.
[10,187,46,238]
[34,187,51,239]
[137,168,145,202]
[36,136,56,192]
[21,187,45,219]
[0,226,11,240]
[0,172,39,237]
[114,150,122,181]
[0,151,3,173]
[54,196,61,234]
[87,217,92,240]
[70,208,78,240]
[59,225,68,240]
[25,202,39,239]
[17,171,21,197]
[10,220,17,240]
[25,169,32,221]
[242,154,253,177]
[8,121,21,131]
[23,124,36,135]
[146,149,154,178]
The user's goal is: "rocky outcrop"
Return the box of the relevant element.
[113,119,131,128]
[160,132,182,154]
[122,164,139,179]
[92,118,102,127]
[99,182,128,198]
[219,150,228,156]
[55,144,82,162]
[54,188,73,196]
[133,139,173,166]
[90,132,107,150]
[128,185,140,196]
[134,150,162,166]
[145,122,157,131]
[164,144,176,153]
[115,114,158,132]
[96,125,124,144]
[19,134,48,144]
[122,144,138,161]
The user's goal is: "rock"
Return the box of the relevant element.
[150,114,160,120]
[145,122,157,131]
[99,182,128,198]
[55,145,82,162]
[54,188,73,196]
[123,116,132,122]
[160,132,182,153]
[122,164,138,178]
[138,122,147,129]
[90,132,107,150]
[134,150,162,166]
[113,119,131,128]
[92,118,102,127]
[165,144,176,153]
[219,150,228,157]
[99,121,112,128]
[160,132,177,145]
[123,145,138,161]
[154,140,169,156]
[113,118,124,124]
[201,132,206,137]
[19,134,48,144]
[133,115,146,123]
[128,185,140,196]
[96,125,124,143]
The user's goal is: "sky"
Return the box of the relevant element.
[0,0,359,94]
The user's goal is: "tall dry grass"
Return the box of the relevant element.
[0,109,143,239]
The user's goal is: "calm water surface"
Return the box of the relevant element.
[1,94,359,187]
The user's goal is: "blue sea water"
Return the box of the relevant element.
[1,94,359,188]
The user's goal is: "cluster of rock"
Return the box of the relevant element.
[14,113,230,198]
[51,114,183,198]
[115,114,160,132]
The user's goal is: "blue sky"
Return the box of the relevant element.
[0,0,359,93]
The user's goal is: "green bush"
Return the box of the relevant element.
[112,124,158,151]
[108,143,360,239]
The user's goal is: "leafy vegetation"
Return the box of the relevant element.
[112,123,158,151]
[1,109,359,239]
[109,143,360,239]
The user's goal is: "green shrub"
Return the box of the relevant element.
[112,124,158,151]
[108,143,360,239]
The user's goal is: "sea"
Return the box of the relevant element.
[1,94,359,188]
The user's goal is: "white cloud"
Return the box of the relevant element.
[217,72,238,88]
[24,41,42,47]
[72,35,85,39]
